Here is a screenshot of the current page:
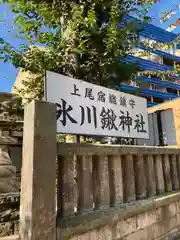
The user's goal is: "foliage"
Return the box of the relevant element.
[56,134,101,144]
[0,0,156,100]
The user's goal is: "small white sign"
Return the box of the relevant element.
[45,71,149,139]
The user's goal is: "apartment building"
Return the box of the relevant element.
[119,18,180,107]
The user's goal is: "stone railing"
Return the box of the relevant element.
[19,100,180,240]
[54,144,180,239]
[56,144,180,218]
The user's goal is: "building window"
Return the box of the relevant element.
[153,85,167,93]
[153,98,165,104]
[163,57,174,67]
[166,88,178,95]
[150,54,163,64]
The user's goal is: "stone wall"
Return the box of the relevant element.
[0,193,19,237]
[56,193,180,240]
[2,193,180,239]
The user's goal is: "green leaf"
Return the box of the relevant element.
[0,0,157,101]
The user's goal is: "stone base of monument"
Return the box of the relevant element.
[0,146,19,193]
[0,92,23,194]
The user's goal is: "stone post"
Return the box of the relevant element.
[154,155,165,194]
[134,154,146,199]
[162,154,172,192]
[144,155,156,197]
[108,155,123,206]
[122,154,135,202]
[92,154,110,209]
[19,100,56,240]
[169,154,179,190]
[57,155,75,217]
[77,155,93,213]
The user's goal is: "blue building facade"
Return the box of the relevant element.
[119,21,180,107]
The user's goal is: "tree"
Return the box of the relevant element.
[0,0,156,100]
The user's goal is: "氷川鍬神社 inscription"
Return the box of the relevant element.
[45,71,149,139]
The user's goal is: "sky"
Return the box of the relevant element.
[0,1,180,93]
[0,4,24,92]
[148,0,180,32]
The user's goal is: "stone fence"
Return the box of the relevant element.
[56,144,180,239]
[56,143,180,214]
[17,100,180,240]
[4,100,180,240]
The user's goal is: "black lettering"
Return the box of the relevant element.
[129,98,135,109]
[100,107,118,130]
[109,94,117,104]
[85,88,94,100]
[97,91,106,102]
[56,99,77,126]
[119,110,132,133]
[80,105,97,128]
[134,114,147,133]
[80,106,85,126]
[71,84,81,96]
[120,96,127,107]
[87,107,91,124]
